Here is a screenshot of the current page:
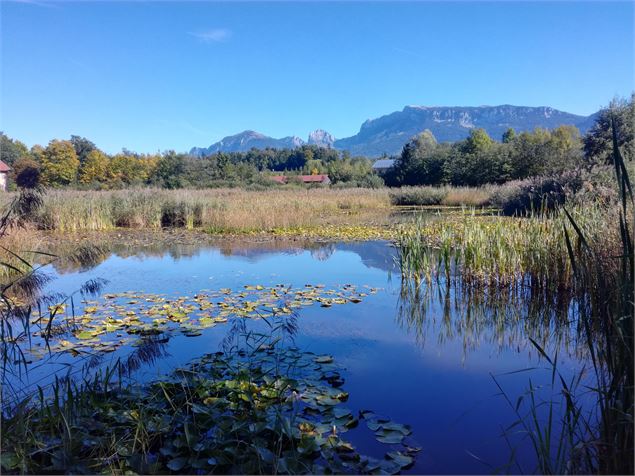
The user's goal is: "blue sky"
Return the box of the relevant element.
[1,1,634,154]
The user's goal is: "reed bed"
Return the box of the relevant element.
[24,188,392,233]
[9,186,503,235]
[395,205,620,292]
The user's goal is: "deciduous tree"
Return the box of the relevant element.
[41,140,80,185]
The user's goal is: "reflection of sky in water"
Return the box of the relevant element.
[19,240,585,474]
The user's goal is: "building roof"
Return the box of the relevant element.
[0,160,10,172]
[298,174,329,183]
[372,159,395,170]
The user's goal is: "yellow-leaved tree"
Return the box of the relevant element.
[79,149,110,184]
[41,140,80,186]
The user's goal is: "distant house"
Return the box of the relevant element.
[299,174,331,185]
[0,160,10,191]
[269,174,331,185]
[372,159,395,173]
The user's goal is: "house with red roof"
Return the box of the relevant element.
[0,160,10,191]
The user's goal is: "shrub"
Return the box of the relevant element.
[491,171,585,216]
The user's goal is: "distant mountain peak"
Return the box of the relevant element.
[189,130,306,156]
[190,104,597,158]
[307,129,335,147]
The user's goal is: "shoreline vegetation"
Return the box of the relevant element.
[0,177,628,277]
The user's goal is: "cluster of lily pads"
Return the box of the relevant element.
[2,341,419,474]
[27,284,377,362]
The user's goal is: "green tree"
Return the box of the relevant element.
[508,128,552,179]
[41,140,80,185]
[110,153,156,185]
[70,135,97,164]
[502,128,516,144]
[152,152,185,188]
[460,128,493,155]
[79,149,110,183]
[0,133,29,165]
[446,142,509,186]
[388,130,441,186]
[30,145,45,164]
[583,95,634,167]
[548,125,583,171]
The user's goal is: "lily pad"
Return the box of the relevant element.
[375,430,405,444]
[386,451,414,468]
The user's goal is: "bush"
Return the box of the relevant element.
[490,171,586,216]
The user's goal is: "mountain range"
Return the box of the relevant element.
[190,105,598,158]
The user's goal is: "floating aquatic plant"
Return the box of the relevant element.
[1,322,419,475]
[23,284,378,363]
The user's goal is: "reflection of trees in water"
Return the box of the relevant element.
[49,235,346,274]
[397,280,585,360]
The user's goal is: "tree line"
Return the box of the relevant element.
[2,96,631,190]
[0,137,382,189]
[383,96,634,187]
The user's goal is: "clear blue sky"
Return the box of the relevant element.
[1,1,633,154]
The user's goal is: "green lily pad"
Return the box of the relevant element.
[386,451,414,468]
[381,421,412,435]
[375,430,405,444]
[75,331,96,340]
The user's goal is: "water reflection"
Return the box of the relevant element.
[397,280,585,361]
[49,235,398,275]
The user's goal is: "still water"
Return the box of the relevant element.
[12,239,584,474]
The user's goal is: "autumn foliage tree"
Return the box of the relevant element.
[79,149,110,184]
[41,140,80,186]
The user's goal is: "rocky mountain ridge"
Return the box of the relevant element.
[190,105,598,157]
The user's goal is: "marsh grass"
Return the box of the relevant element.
[22,188,391,233]
[395,205,618,293]
[1,185,507,235]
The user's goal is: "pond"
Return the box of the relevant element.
[5,238,586,474]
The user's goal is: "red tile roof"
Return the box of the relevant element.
[0,160,10,173]
[299,175,329,183]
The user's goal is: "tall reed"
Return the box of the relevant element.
[395,205,617,293]
[27,188,392,232]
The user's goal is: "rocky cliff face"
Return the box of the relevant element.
[190,105,597,157]
[333,105,596,156]
[307,129,335,148]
